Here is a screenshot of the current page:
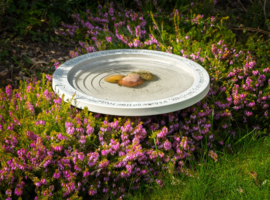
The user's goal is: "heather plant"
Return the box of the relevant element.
[57,1,270,137]
[1,0,270,199]
[0,75,204,199]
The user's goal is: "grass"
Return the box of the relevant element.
[127,131,270,200]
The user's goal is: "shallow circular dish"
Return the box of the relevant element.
[52,49,210,116]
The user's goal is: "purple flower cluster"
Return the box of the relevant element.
[1,77,205,198]
[57,3,150,57]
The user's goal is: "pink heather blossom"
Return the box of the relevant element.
[40,179,47,185]
[99,159,109,169]
[118,151,125,156]
[78,152,85,161]
[128,42,133,48]
[106,36,112,42]
[53,172,61,179]
[217,40,223,45]
[35,182,41,187]
[180,49,184,55]
[89,188,97,196]
[26,102,35,115]
[6,189,12,196]
[83,171,90,177]
[26,86,33,93]
[157,127,168,138]
[156,179,163,186]
[79,136,86,144]
[5,85,12,99]
[86,125,94,135]
[88,152,99,167]
[7,123,14,131]
[101,149,109,156]
[54,62,60,69]
[14,187,23,196]
[164,140,172,151]
[53,145,63,152]
[244,110,253,116]
[108,7,114,16]
[121,122,133,133]
[74,165,81,172]
[222,124,228,129]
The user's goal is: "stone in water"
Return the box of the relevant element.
[118,73,144,87]
[128,70,155,81]
[104,74,125,83]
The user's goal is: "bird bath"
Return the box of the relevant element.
[52,49,210,116]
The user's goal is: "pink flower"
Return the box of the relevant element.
[14,187,23,196]
[6,189,12,196]
[78,152,85,161]
[99,159,109,169]
[164,140,172,151]
[83,171,90,177]
[106,36,112,43]
[35,182,41,187]
[41,179,47,185]
[86,125,94,135]
[53,172,61,179]
[5,85,12,99]
[244,110,253,116]
[128,42,133,48]
[101,149,109,156]
[54,62,60,69]
[108,7,114,16]
[156,179,163,186]
[88,188,97,196]
[222,124,228,129]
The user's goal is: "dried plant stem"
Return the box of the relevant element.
[238,0,247,13]
[229,25,270,36]
[263,0,267,22]
[12,57,32,77]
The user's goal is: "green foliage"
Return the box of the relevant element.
[3,0,99,42]
[0,49,8,58]
[0,0,11,15]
